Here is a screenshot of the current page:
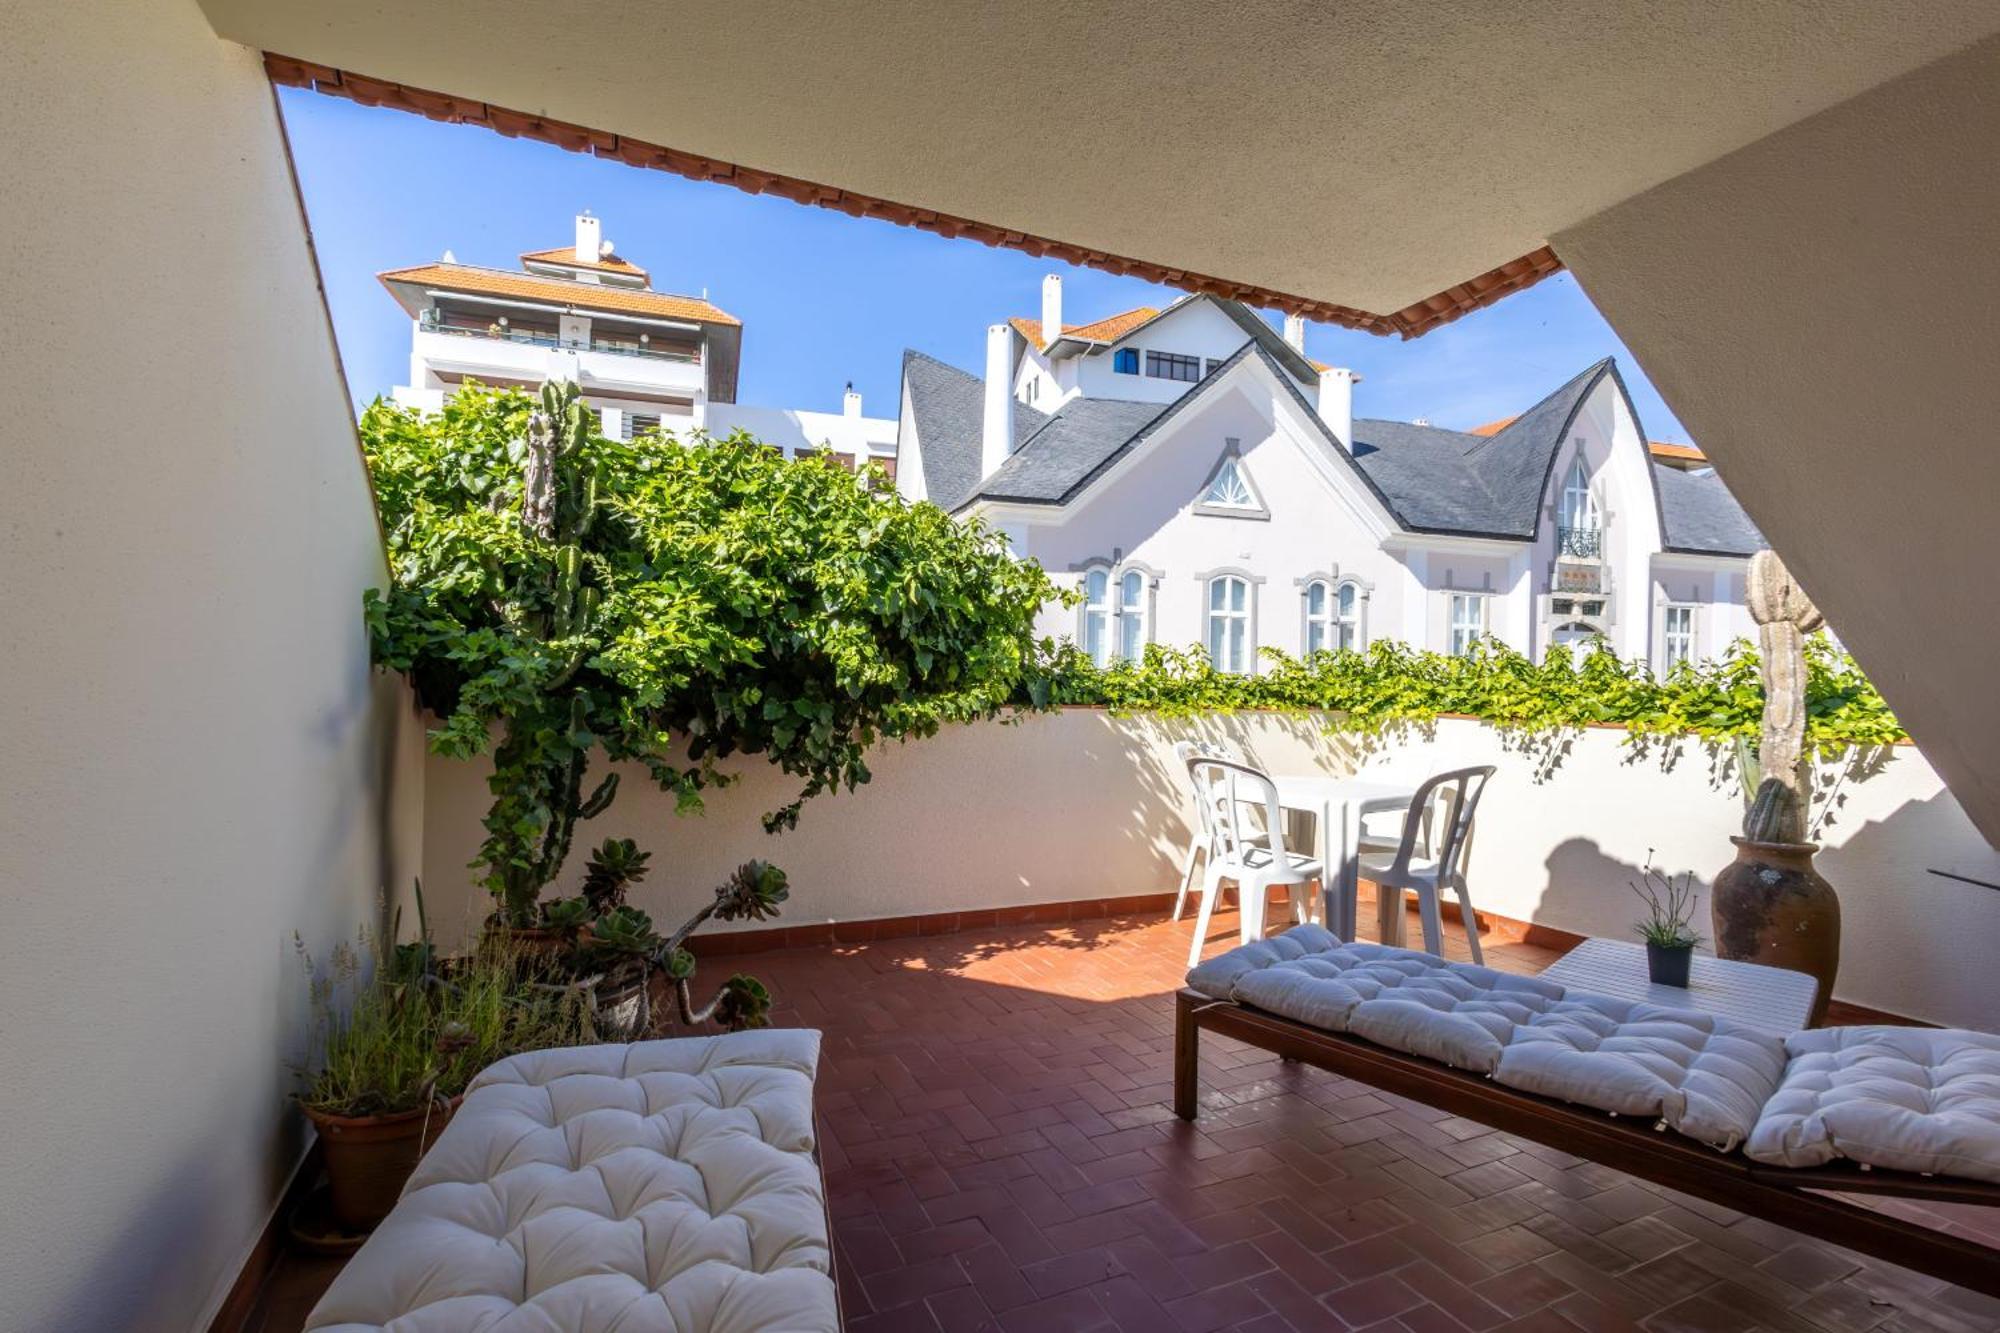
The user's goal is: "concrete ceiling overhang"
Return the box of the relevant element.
[201,1,2000,335]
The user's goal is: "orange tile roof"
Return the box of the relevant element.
[520,245,649,277]
[1648,440,1707,462]
[1008,307,1160,351]
[1470,415,1517,436]
[379,262,738,325]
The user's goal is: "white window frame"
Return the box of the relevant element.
[1560,456,1599,533]
[1117,568,1149,663]
[1299,573,1367,656]
[1079,565,1113,666]
[1448,592,1489,658]
[1199,569,1262,674]
[1662,602,1699,671]
[1191,439,1270,520]
[1074,558,1158,665]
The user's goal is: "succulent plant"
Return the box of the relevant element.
[582,837,651,914]
[589,905,663,960]
[713,860,789,924]
[540,895,594,937]
[712,975,773,1031]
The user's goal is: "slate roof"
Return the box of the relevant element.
[1654,464,1766,556]
[899,346,1764,555]
[902,350,1048,511]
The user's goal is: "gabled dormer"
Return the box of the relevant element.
[1003,279,1329,411]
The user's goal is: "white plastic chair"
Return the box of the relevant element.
[1357,766,1494,961]
[1185,756,1323,967]
[1171,740,1267,921]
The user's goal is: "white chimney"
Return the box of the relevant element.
[1283,312,1307,352]
[574,212,601,263]
[1040,274,1063,346]
[982,323,1015,480]
[843,382,862,418]
[1317,367,1359,451]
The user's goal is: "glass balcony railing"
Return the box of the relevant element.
[418,315,700,364]
[1556,524,1603,558]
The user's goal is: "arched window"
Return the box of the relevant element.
[1559,457,1598,550]
[1117,569,1147,661]
[1081,568,1111,666]
[1113,348,1140,375]
[1304,578,1362,655]
[1206,575,1252,673]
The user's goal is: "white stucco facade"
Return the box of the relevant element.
[904,283,1763,673]
[385,214,898,475]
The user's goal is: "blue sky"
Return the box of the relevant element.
[279,88,1689,441]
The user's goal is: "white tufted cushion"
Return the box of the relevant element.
[1188,931,1788,1151]
[1746,1027,2000,1181]
[305,1029,836,1333]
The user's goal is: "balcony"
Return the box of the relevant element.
[418,313,700,363]
[1555,524,1603,558]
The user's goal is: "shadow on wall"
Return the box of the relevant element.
[1533,837,1674,946]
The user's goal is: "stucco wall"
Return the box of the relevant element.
[1554,34,2000,847]
[1019,370,1408,661]
[421,713,1998,1030]
[0,4,420,1329]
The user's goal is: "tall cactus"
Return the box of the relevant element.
[1742,550,1824,844]
[489,381,617,925]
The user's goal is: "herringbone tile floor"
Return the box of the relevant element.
[248,900,2000,1331]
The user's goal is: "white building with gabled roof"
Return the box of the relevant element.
[897,277,1763,672]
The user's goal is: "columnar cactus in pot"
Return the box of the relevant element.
[1712,550,1840,1022]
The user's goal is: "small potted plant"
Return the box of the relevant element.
[294,896,590,1233]
[1631,862,1702,988]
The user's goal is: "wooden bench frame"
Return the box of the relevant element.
[1174,988,2000,1297]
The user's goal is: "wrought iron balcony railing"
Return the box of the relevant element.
[1556,524,1603,558]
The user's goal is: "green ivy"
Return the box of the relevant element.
[362,384,1060,908]
[1044,636,1905,751]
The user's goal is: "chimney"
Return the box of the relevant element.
[1316,367,1359,451]
[1040,274,1063,346]
[1283,313,1307,353]
[843,382,862,418]
[982,323,1015,480]
[574,212,602,263]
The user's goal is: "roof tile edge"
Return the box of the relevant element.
[267,53,1562,340]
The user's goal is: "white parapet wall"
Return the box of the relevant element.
[421,710,1998,1029]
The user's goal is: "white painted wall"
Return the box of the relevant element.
[1010,366,1405,665]
[1554,34,2000,846]
[420,713,1999,1029]
[0,5,422,1329]
[1069,301,1309,404]
[706,401,897,465]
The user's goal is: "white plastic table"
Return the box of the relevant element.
[1537,938,1819,1034]
[1271,775,1419,944]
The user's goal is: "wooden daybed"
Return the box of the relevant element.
[1175,977,2000,1298]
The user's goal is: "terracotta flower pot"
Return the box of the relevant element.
[303,1096,460,1232]
[1711,836,1839,1026]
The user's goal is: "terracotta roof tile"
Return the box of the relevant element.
[1649,440,1706,462]
[273,53,1564,341]
[378,262,738,325]
[1470,415,1517,436]
[520,245,649,277]
[1008,307,1160,351]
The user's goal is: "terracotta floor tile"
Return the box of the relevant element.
[242,904,1992,1332]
